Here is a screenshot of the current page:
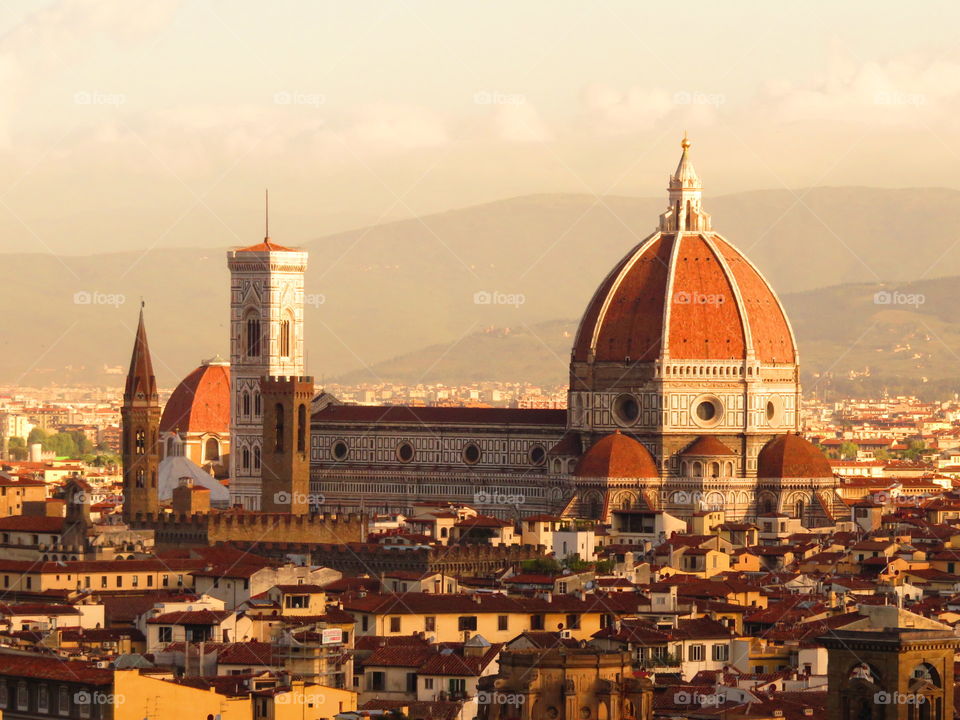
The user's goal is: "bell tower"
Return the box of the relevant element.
[227,195,308,509]
[121,306,161,522]
[260,375,314,514]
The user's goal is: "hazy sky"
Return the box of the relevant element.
[1,0,959,255]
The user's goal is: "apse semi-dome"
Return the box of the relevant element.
[160,358,231,434]
[757,433,834,480]
[572,136,796,367]
[574,430,659,479]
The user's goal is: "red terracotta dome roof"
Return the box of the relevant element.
[160,360,231,434]
[572,140,795,367]
[574,431,659,479]
[573,232,795,364]
[237,238,294,252]
[680,436,735,457]
[757,434,834,480]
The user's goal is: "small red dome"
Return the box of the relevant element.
[160,360,231,434]
[680,436,735,457]
[757,434,833,479]
[574,431,659,479]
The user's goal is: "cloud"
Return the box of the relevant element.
[762,50,960,126]
[36,101,451,178]
[336,104,449,154]
[491,102,552,143]
[579,83,723,135]
[0,0,181,147]
[1,0,181,62]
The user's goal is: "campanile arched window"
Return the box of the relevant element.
[297,403,307,453]
[275,404,284,452]
[245,313,261,357]
[280,319,291,358]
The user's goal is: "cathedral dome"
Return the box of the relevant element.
[160,358,231,434]
[574,431,659,479]
[572,137,796,366]
[757,434,833,479]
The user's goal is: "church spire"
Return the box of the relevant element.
[659,133,711,233]
[121,303,160,523]
[124,305,157,403]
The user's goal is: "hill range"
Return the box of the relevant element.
[4,187,960,397]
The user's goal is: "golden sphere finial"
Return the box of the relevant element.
[681,131,690,150]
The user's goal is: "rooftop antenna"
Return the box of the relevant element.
[265,189,269,240]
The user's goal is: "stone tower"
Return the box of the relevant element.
[260,376,314,514]
[820,606,960,720]
[121,307,161,522]
[227,212,308,510]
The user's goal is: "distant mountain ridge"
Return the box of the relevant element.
[335,273,960,400]
[5,187,960,393]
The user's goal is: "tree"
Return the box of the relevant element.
[594,559,614,574]
[6,437,26,461]
[23,429,93,459]
[839,441,859,460]
[521,557,561,575]
[562,554,590,572]
[903,439,926,460]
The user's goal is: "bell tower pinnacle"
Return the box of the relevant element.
[121,305,161,522]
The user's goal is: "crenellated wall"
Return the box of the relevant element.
[131,510,366,551]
